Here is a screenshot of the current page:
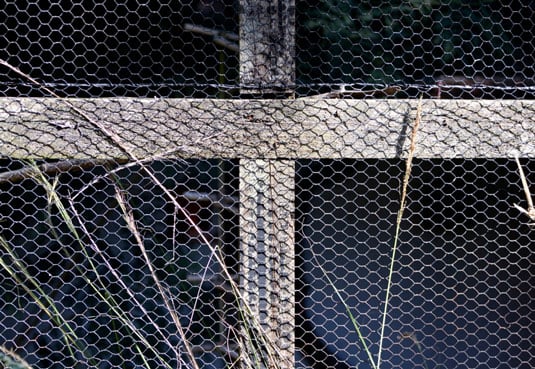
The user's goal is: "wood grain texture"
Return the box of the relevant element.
[1,98,534,159]
[239,159,295,369]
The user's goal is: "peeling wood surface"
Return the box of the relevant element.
[1,98,534,159]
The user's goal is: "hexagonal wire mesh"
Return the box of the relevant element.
[1,155,534,369]
[0,158,241,369]
[295,0,535,98]
[0,0,240,98]
[0,0,533,98]
[295,159,534,369]
[0,1,534,369]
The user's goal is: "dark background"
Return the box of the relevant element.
[0,0,533,97]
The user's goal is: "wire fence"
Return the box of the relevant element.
[1,2,534,369]
[0,0,534,98]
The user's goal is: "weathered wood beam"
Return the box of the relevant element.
[239,159,295,369]
[239,2,296,369]
[1,98,534,159]
[240,0,295,96]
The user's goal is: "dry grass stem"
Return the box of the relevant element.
[67,198,176,369]
[114,188,200,369]
[377,96,423,369]
[513,154,535,225]
[0,345,33,369]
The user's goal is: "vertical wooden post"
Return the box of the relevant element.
[239,2,295,368]
[240,160,295,369]
[239,0,295,97]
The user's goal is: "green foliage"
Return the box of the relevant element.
[298,0,507,84]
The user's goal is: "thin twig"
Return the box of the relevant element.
[68,198,177,369]
[115,188,199,369]
[183,23,239,52]
[515,155,534,210]
[306,85,401,99]
[0,159,125,184]
[0,344,33,369]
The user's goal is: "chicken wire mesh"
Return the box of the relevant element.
[0,158,241,369]
[296,158,534,369]
[0,1,535,369]
[0,0,534,98]
[0,98,534,369]
[296,0,535,99]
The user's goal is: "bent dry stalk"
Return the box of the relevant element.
[314,96,423,369]
[376,96,423,369]
[513,153,535,226]
[1,58,286,369]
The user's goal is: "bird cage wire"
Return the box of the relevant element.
[0,1,534,369]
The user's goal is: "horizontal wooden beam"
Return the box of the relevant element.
[1,98,534,159]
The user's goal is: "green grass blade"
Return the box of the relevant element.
[313,254,377,369]
[0,237,88,364]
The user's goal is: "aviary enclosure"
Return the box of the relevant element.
[0,1,534,369]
